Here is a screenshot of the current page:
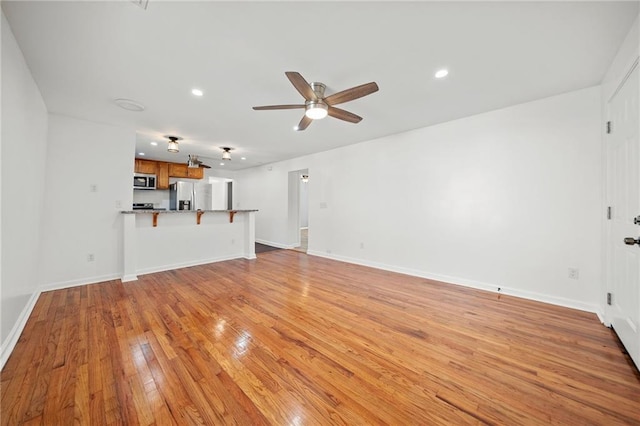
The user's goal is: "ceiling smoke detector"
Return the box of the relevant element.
[164,135,182,153]
[114,98,145,112]
[221,147,233,161]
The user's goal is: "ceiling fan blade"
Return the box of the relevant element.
[328,106,362,123]
[324,82,379,106]
[253,104,305,110]
[286,71,316,101]
[295,115,313,131]
[200,164,211,169]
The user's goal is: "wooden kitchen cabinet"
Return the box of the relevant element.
[135,159,157,174]
[168,163,189,178]
[135,159,204,183]
[167,163,204,179]
[156,162,170,189]
[187,167,203,179]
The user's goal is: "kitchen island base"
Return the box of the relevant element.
[121,210,257,281]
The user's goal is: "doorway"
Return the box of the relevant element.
[287,168,309,253]
[605,60,640,369]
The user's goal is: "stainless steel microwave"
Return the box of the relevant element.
[133,173,156,190]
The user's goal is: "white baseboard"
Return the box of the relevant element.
[1,289,41,369]
[134,254,245,277]
[307,250,599,314]
[243,254,257,260]
[40,273,123,293]
[121,274,138,282]
[596,309,610,326]
[256,239,295,249]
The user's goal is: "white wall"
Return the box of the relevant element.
[39,114,134,289]
[1,13,48,352]
[235,86,602,312]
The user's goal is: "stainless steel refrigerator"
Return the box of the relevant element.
[169,181,213,210]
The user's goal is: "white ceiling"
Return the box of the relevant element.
[3,1,637,171]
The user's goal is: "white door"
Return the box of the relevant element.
[606,62,640,368]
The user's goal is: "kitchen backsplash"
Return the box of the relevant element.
[133,189,170,209]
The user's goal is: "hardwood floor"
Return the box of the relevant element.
[2,250,639,425]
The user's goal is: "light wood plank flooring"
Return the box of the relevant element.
[2,250,639,425]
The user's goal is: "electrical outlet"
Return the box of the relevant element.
[568,268,579,280]
[231,238,235,244]
[87,253,95,262]
[89,184,97,193]
[360,242,364,249]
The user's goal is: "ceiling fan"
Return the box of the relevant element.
[253,71,379,131]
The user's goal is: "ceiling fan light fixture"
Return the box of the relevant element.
[305,101,328,120]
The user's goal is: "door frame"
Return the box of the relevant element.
[287,168,309,248]
[602,56,640,372]
[603,57,640,327]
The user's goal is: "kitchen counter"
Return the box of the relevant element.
[121,209,258,214]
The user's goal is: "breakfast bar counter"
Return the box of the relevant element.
[120,209,257,282]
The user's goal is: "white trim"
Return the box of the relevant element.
[243,254,257,260]
[1,289,41,369]
[135,254,245,277]
[607,57,639,103]
[121,274,138,282]
[40,273,122,292]
[256,239,295,250]
[596,309,608,326]
[308,250,598,314]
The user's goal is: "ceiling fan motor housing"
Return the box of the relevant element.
[310,82,326,98]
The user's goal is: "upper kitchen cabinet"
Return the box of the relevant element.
[187,167,204,179]
[168,163,203,179]
[134,159,204,185]
[156,162,169,189]
[168,163,187,177]
[135,159,157,174]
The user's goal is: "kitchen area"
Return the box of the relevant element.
[121,158,257,282]
[132,158,233,211]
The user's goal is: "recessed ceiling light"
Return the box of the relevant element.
[293,126,299,131]
[138,152,145,156]
[241,157,246,160]
[150,141,158,146]
[435,69,449,79]
[192,88,204,97]
[220,162,225,166]
[114,98,145,111]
